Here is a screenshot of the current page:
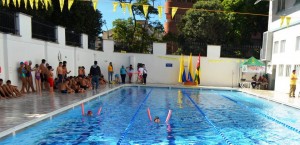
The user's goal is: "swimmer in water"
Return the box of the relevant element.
[154,116,160,123]
[87,110,93,116]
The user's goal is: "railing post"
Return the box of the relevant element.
[17,13,32,41]
[56,26,66,46]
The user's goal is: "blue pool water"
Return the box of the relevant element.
[1,87,300,145]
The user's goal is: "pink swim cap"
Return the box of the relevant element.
[24,61,28,65]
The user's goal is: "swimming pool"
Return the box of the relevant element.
[1,86,300,144]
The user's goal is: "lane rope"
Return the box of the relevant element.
[117,89,153,145]
[220,94,300,135]
[182,90,233,145]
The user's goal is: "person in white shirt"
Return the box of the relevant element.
[138,65,144,84]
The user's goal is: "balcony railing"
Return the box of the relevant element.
[32,19,57,42]
[0,10,18,34]
[65,30,82,47]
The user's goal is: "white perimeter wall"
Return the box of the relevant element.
[0,13,249,88]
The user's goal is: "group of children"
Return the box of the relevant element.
[0,79,22,99]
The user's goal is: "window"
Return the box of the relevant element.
[296,36,300,51]
[295,65,300,76]
[286,65,291,77]
[273,41,279,53]
[279,64,284,76]
[277,0,285,12]
[280,40,286,53]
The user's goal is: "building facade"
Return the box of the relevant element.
[164,0,195,34]
[261,0,300,94]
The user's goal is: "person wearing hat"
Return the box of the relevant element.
[18,62,27,93]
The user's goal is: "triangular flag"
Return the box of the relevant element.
[35,0,38,9]
[48,0,52,6]
[24,0,27,9]
[68,0,73,10]
[286,17,291,27]
[121,3,126,14]
[280,16,285,27]
[157,6,163,19]
[6,0,10,6]
[12,0,16,6]
[171,7,178,19]
[17,0,20,7]
[113,2,118,12]
[143,5,149,18]
[127,3,132,16]
[29,0,33,8]
[44,0,48,10]
[92,0,98,11]
[59,0,64,12]
[2,0,5,6]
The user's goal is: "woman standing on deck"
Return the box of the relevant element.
[108,62,114,84]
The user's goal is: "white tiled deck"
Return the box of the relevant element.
[0,84,299,139]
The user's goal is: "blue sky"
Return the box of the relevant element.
[97,0,166,31]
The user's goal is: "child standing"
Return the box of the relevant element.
[34,64,42,93]
[48,66,54,93]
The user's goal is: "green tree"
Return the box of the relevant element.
[222,0,268,45]
[179,0,231,45]
[1,0,103,37]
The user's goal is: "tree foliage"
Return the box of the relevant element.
[0,0,103,37]
[179,0,231,45]
[178,0,268,46]
[112,0,163,53]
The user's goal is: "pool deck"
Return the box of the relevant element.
[0,84,299,139]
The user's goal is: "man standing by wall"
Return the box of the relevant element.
[289,70,298,97]
[90,61,101,89]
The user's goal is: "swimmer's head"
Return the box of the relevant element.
[154,116,160,123]
[87,111,93,116]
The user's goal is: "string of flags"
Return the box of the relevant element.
[1,0,98,11]
[280,16,291,27]
[1,0,293,27]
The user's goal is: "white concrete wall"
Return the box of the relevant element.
[0,13,248,88]
[271,24,300,93]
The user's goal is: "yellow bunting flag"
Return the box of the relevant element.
[2,0,5,6]
[286,17,291,27]
[44,0,48,10]
[68,0,73,10]
[171,7,178,19]
[35,0,38,9]
[143,5,149,18]
[48,0,52,6]
[280,16,285,27]
[157,6,163,19]
[92,0,98,11]
[24,0,27,9]
[59,0,64,12]
[121,3,126,14]
[127,3,132,16]
[13,0,16,6]
[17,0,20,7]
[6,0,10,6]
[29,0,33,8]
[113,2,119,12]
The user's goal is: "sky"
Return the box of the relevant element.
[97,0,166,31]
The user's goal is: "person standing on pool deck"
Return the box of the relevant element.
[289,70,298,97]
[120,65,127,84]
[108,62,114,84]
[89,61,101,89]
[142,64,147,84]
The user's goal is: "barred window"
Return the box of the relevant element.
[296,36,300,51]
[280,40,286,53]
[285,65,291,77]
[273,41,279,54]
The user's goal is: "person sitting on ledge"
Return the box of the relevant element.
[6,80,22,97]
[251,74,257,88]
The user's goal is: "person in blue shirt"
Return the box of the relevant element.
[120,65,127,84]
